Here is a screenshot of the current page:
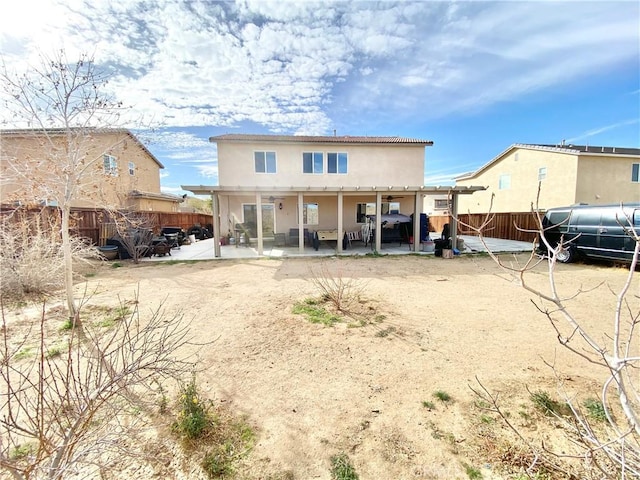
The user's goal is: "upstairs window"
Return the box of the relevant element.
[499,174,511,190]
[632,163,639,183]
[327,152,348,174]
[103,154,118,176]
[538,167,547,181]
[128,161,136,176]
[254,151,276,173]
[303,152,323,174]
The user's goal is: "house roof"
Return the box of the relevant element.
[456,143,640,181]
[128,190,183,203]
[0,128,164,168]
[210,133,433,146]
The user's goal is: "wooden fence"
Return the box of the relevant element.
[454,212,539,242]
[0,207,214,246]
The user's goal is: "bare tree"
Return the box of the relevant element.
[0,50,128,323]
[0,293,198,480]
[458,193,639,478]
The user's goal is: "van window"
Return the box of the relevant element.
[548,211,570,226]
[634,210,640,227]
[573,210,600,226]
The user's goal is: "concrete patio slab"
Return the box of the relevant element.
[142,235,534,262]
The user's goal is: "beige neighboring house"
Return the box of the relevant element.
[183,133,484,257]
[456,143,640,214]
[0,128,182,212]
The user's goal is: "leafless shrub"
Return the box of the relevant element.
[0,292,200,480]
[108,211,157,264]
[0,210,101,299]
[458,192,639,479]
[308,260,367,313]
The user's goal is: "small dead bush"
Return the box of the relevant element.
[0,215,100,299]
[309,261,367,313]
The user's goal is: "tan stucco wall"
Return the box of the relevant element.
[456,149,580,213]
[1,131,163,209]
[575,155,640,204]
[216,141,425,188]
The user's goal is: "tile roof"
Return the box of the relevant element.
[518,143,640,156]
[210,133,433,145]
[456,142,640,181]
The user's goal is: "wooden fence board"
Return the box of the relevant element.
[1,207,214,245]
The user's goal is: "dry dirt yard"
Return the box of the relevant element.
[8,253,638,479]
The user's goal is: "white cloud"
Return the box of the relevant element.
[0,0,637,133]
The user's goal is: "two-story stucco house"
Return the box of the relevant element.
[456,143,640,214]
[0,128,182,212]
[183,134,484,257]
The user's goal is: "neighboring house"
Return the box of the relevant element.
[0,128,182,212]
[183,134,484,257]
[455,143,640,214]
[423,193,451,217]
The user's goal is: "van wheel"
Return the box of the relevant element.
[556,246,575,263]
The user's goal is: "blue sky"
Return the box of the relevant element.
[1,1,639,195]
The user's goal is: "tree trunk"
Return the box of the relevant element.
[61,205,78,324]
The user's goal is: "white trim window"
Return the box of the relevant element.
[434,199,449,210]
[538,167,547,181]
[103,154,118,176]
[499,174,511,190]
[632,163,639,183]
[327,152,347,174]
[303,152,323,174]
[302,202,319,225]
[128,161,136,176]
[254,151,276,173]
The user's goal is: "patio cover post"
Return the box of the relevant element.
[449,192,458,252]
[413,191,421,252]
[375,191,382,252]
[337,191,343,253]
[256,192,263,255]
[211,192,221,258]
[297,192,304,253]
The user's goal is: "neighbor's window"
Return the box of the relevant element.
[303,152,323,174]
[538,167,547,181]
[327,152,348,174]
[302,202,319,225]
[103,154,118,176]
[355,202,400,223]
[632,163,639,183]
[499,174,511,190]
[254,151,276,173]
[128,161,135,176]
[434,199,449,210]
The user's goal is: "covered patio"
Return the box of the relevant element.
[181,185,486,258]
[143,234,534,262]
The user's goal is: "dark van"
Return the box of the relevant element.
[540,203,640,263]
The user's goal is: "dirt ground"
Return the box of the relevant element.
[8,253,639,479]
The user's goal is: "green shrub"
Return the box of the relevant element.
[173,378,211,440]
[583,398,607,422]
[434,390,452,403]
[463,462,483,479]
[330,453,359,480]
[530,390,569,417]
